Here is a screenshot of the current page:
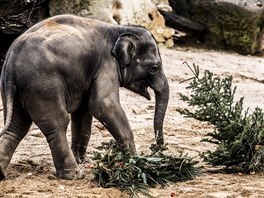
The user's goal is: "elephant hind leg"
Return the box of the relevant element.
[27,99,84,180]
[0,101,32,180]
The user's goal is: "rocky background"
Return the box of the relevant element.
[48,0,175,47]
[0,0,264,66]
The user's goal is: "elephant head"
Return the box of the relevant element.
[112,30,169,145]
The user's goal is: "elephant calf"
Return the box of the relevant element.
[0,14,169,180]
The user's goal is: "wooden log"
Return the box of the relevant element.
[159,9,205,33]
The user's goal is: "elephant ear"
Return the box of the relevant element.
[112,33,139,67]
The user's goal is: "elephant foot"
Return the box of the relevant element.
[0,167,5,180]
[75,154,91,164]
[55,167,84,180]
[72,146,89,164]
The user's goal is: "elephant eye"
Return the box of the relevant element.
[149,65,159,74]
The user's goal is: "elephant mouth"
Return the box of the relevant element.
[140,85,151,100]
[126,80,151,100]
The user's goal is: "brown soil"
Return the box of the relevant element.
[0,47,263,198]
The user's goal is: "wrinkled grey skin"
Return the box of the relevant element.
[0,15,169,180]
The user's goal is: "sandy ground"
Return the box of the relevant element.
[0,46,263,198]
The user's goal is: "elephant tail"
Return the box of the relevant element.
[0,82,15,138]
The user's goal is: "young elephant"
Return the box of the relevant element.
[0,14,169,180]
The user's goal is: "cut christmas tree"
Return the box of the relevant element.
[177,62,264,173]
[90,140,200,197]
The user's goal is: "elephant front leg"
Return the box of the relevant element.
[89,94,136,154]
[71,106,93,164]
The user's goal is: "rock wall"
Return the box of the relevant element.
[48,0,175,47]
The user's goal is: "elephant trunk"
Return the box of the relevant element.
[153,74,169,145]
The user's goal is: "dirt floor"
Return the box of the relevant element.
[0,46,263,198]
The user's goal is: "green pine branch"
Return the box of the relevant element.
[177,62,264,173]
[91,140,200,197]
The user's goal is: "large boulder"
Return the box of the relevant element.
[169,0,264,54]
[48,0,175,47]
